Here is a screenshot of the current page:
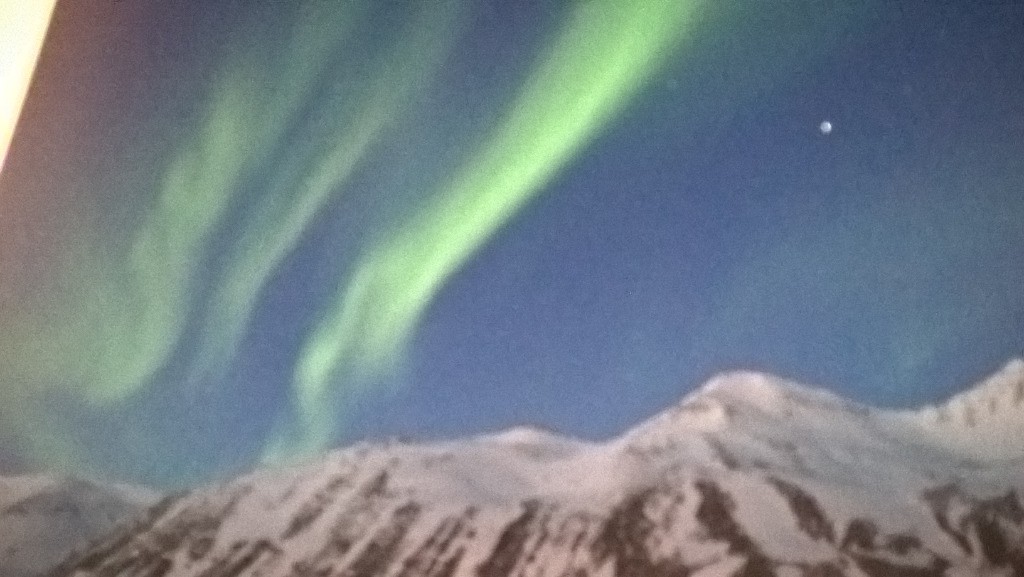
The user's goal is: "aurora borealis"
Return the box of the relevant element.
[2,0,1023,487]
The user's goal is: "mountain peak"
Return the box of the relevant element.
[627,370,870,440]
[696,370,864,413]
[479,424,568,445]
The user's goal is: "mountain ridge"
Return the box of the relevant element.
[41,359,1024,577]
[0,473,155,577]
[908,359,1024,461]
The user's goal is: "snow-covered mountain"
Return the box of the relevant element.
[0,474,156,577]
[45,361,1024,577]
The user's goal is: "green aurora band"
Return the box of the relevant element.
[277,0,705,460]
[187,1,458,390]
[0,0,716,478]
[1,1,458,472]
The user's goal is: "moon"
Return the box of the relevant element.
[819,120,833,135]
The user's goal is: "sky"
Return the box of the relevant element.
[0,0,1022,488]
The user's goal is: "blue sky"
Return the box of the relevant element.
[0,0,1021,487]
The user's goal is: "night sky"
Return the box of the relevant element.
[1,0,1022,488]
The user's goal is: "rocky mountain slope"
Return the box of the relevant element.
[0,474,155,577]
[45,361,1024,577]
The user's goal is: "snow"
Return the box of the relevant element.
[904,359,1024,461]
[0,474,155,577]
[178,359,1024,539]
[0,473,60,510]
[18,358,1024,577]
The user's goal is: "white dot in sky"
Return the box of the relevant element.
[819,120,833,135]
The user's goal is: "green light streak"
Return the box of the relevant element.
[105,1,373,401]
[188,2,458,386]
[10,3,363,405]
[282,0,705,458]
[0,0,458,409]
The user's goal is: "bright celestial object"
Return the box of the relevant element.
[819,120,833,134]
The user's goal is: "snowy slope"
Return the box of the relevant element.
[0,474,156,577]
[46,360,1024,577]
[910,359,1024,461]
